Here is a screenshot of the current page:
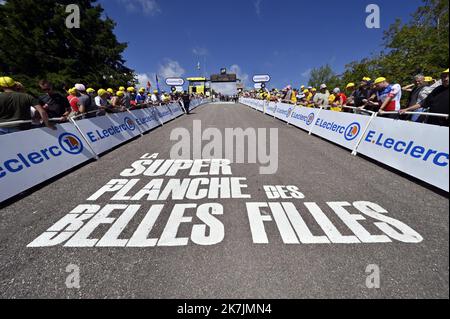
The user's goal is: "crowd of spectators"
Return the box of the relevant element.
[0,77,202,135]
[241,68,449,127]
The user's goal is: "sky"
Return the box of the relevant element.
[97,0,424,90]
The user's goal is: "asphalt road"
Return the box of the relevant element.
[0,102,448,299]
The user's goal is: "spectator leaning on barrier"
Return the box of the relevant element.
[136,88,146,105]
[353,78,374,109]
[151,90,160,105]
[402,74,427,113]
[38,80,71,121]
[0,76,54,134]
[329,88,346,112]
[290,88,298,105]
[298,92,308,106]
[369,77,402,117]
[400,68,449,127]
[76,84,98,118]
[86,88,96,97]
[401,74,429,122]
[121,87,133,108]
[128,87,137,107]
[418,76,443,105]
[345,83,356,106]
[313,84,330,108]
[106,88,115,102]
[67,87,80,115]
[95,89,111,114]
[110,90,126,111]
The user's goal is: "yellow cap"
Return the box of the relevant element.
[443,68,449,74]
[374,77,387,85]
[153,90,158,94]
[119,86,126,91]
[68,88,77,95]
[424,76,433,82]
[117,91,125,97]
[139,88,145,93]
[303,89,309,94]
[107,88,114,94]
[311,88,317,92]
[346,83,356,89]
[363,77,371,82]
[98,89,107,96]
[86,88,95,93]
[0,76,16,88]
[127,87,135,92]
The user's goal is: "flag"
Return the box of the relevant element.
[155,74,161,93]
[147,81,151,89]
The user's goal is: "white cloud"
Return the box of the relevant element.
[135,73,155,89]
[192,47,209,56]
[301,68,312,78]
[230,64,249,86]
[158,59,186,79]
[254,0,262,18]
[135,59,185,91]
[117,0,161,16]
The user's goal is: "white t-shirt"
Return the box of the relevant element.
[376,84,402,111]
[151,94,159,103]
[95,96,108,108]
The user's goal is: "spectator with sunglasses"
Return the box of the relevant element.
[38,80,71,121]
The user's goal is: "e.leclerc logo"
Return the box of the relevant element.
[86,117,138,143]
[124,117,136,131]
[291,112,315,126]
[344,122,361,141]
[306,113,315,126]
[59,133,84,155]
[315,119,361,141]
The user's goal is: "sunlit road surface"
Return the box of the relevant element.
[0,103,448,299]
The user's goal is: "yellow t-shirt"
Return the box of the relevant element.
[305,92,314,107]
[329,94,342,112]
[291,91,297,104]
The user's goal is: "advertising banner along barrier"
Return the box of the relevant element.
[356,117,449,192]
[166,102,184,118]
[128,108,161,133]
[273,102,295,123]
[155,104,175,123]
[0,124,95,203]
[190,98,208,110]
[289,107,321,132]
[1,99,210,203]
[309,109,373,150]
[241,98,265,112]
[265,102,278,117]
[74,111,143,155]
[240,98,449,192]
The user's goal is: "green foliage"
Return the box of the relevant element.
[309,0,449,90]
[0,0,135,95]
[308,64,340,89]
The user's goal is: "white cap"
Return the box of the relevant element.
[333,88,341,94]
[75,84,86,91]
[320,84,327,89]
